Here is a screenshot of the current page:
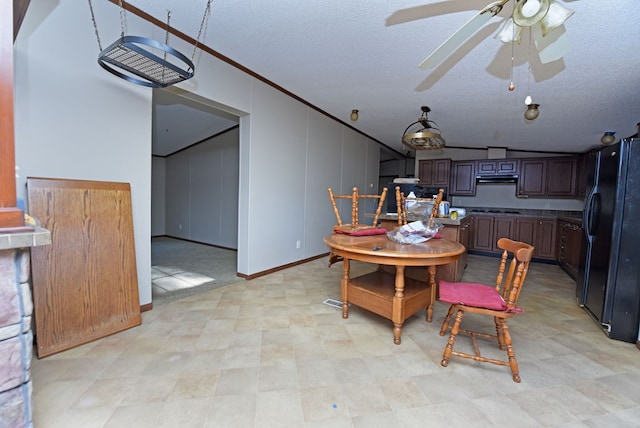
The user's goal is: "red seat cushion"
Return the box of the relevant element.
[335,227,388,236]
[439,281,521,313]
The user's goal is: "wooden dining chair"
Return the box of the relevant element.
[328,186,388,233]
[327,186,388,266]
[438,238,535,382]
[394,186,444,227]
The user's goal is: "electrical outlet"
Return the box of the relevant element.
[179,223,182,230]
[296,240,301,249]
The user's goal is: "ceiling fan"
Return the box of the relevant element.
[418,0,575,70]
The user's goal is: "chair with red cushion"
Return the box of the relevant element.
[327,186,388,266]
[438,238,534,382]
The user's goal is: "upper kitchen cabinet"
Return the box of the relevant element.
[517,159,546,196]
[577,150,597,198]
[517,157,579,198]
[418,159,450,186]
[476,159,519,176]
[450,161,476,196]
[547,157,578,196]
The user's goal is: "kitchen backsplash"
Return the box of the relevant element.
[450,183,585,212]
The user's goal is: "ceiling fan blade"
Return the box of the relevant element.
[532,24,571,64]
[418,0,509,70]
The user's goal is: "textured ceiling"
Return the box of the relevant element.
[126,0,640,159]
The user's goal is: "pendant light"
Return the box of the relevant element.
[600,131,616,145]
[401,106,446,151]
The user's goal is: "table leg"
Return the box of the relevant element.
[426,265,437,322]
[341,258,350,319]
[392,265,406,345]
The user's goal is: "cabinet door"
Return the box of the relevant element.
[418,160,435,185]
[536,218,557,259]
[476,160,498,175]
[473,216,494,251]
[547,157,578,197]
[450,161,476,196]
[460,216,473,249]
[515,217,537,247]
[517,159,546,197]
[419,159,450,186]
[433,159,451,186]
[497,159,519,175]
[493,216,516,252]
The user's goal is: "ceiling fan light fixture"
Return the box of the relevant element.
[495,18,523,43]
[402,106,446,151]
[540,1,575,36]
[513,0,550,27]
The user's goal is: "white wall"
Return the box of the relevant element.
[151,157,166,236]
[162,128,239,249]
[14,0,153,304]
[14,0,379,304]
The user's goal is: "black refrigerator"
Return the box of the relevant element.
[577,138,640,343]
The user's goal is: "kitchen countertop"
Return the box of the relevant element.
[377,207,583,227]
[378,213,468,226]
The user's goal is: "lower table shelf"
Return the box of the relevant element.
[346,270,432,323]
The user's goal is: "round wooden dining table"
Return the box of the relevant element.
[324,233,465,344]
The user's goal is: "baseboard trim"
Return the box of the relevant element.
[238,253,328,280]
[140,303,153,312]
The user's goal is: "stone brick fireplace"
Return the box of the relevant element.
[0,229,50,428]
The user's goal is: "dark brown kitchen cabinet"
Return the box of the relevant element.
[558,219,583,279]
[577,150,597,198]
[450,161,476,196]
[517,157,578,197]
[476,159,519,175]
[517,159,546,197]
[515,217,557,260]
[418,158,451,186]
[460,215,473,250]
[472,215,493,251]
[472,215,515,253]
[547,157,578,197]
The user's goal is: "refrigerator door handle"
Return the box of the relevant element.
[583,189,600,239]
[588,193,601,237]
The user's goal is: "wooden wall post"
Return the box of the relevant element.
[0,1,25,229]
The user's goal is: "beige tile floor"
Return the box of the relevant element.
[32,254,640,427]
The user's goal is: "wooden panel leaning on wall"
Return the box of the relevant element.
[27,177,141,358]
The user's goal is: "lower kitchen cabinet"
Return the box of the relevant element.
[472,215,515,254]
[557,219,583,279]
[515,217,557,260]
[470,214,557,260]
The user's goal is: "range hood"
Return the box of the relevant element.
[476,174,518,184]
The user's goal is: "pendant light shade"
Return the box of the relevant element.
[601,131,616,145]
[524,103,540,120]
[402,106,446,151]
[540,1,575,36]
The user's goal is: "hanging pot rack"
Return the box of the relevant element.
[87,0,212,88]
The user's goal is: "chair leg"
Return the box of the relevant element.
[500,320,521,383]
[494,316,506,350]
[441,309,464,367]
[328,252,343,267]
[439,305,455,336]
